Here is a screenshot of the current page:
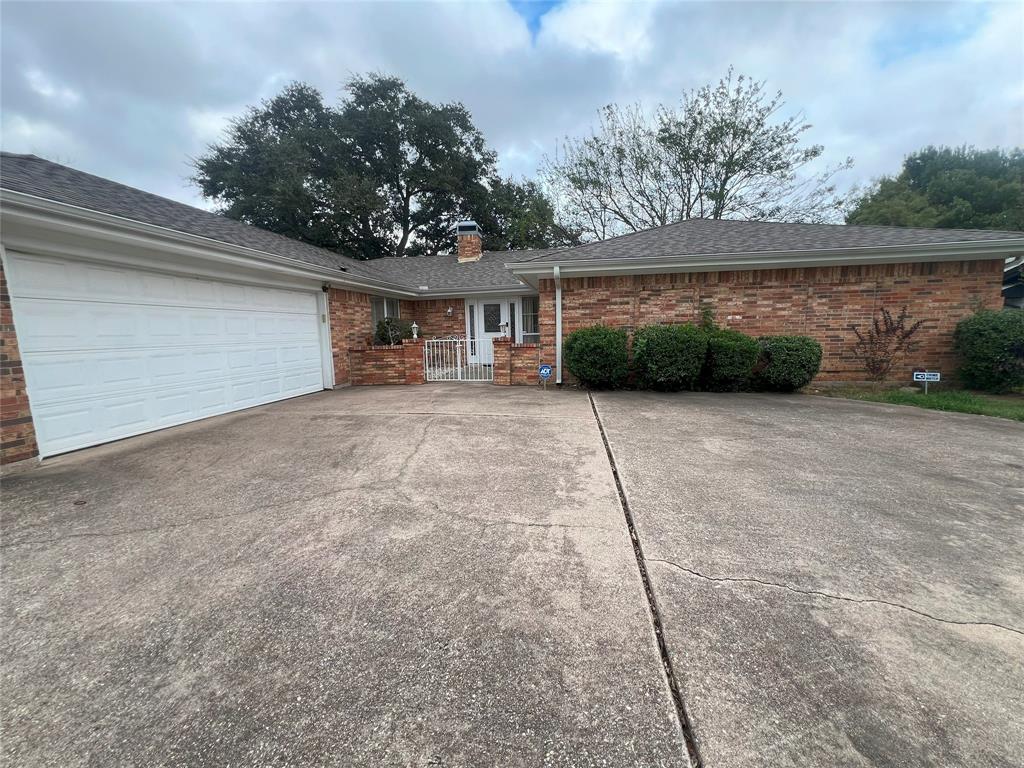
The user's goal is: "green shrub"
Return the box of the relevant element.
[632,324,708,391]
[954,309,1024,392]
[702,328,759,391]
[374,317,414,345]
[563,325,629,389]
[752,335,823,392]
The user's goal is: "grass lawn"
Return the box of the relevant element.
[818,388,1024,422]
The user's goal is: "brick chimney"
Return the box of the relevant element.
[456,221,483,262]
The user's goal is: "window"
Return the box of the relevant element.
[468,304,477,354]
[521,296,539,343]
[509,302,516,341]
[370,297,400,328]
[483,303,501,333]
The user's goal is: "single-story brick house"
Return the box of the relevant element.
[1,153,1022,463]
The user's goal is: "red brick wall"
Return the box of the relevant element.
[511,344,540,385]
[399,298,466,338]
[493,339,541,386]
[1,260,38,464]
[328,288,375,385]
[349,341,425,386]
[539,260,1005,383]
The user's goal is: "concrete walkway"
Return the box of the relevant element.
[1,386,685,767]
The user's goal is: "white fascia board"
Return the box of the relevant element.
[0,190,420,297]
[508,239,1024,280]
[414,284,536,298]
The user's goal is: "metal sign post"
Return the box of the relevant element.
[913,371,940,394]
[539,364,553,390]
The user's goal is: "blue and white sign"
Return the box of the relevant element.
[913,371,941,382]
[538,364,553,381]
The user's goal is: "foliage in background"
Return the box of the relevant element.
[374,317,415,345]
[563,325,630,389]
[953,309,1024,393]
[846,146,1024,231]
[541,68,853,241]
[632,324,708,391]
[848,306,925,381]
[702,328,761,391]
[193,76,571,259]
[751,336,823,391]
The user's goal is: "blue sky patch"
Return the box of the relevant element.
[508,0,563,37]
[873,4,990,66]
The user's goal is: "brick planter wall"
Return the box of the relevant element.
[0,260,37,464]
[492,338,541,386]
[349,340,425,386]
[539,260,1004,384]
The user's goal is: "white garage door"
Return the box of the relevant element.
[6,252,326,457]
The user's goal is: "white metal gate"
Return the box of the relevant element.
[423,337,493,382]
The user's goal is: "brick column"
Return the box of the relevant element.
[402,339,426,385]
[1,261,38,464]
[492,336,512,386]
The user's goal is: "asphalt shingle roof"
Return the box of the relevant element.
[0,152,386,279]
[367,249,560,291]
[522,217,1024,264]
[5,154,1020,295]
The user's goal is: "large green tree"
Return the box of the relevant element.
[847,146,1024,230]
[541,69,854,241]
[193,75,568,258]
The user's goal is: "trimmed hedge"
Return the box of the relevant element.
[703,328,760,391]
[632,324,708,391]
[954,309,1024,393]
[563,325,629,389]
[752,336,823,392]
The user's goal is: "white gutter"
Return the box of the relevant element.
[0,190,420,297]
[553,265,563,384]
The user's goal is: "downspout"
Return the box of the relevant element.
[554,265,563,384]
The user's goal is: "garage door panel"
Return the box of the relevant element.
[7,252,326,456]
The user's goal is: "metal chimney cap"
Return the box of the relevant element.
[455,221,480,235]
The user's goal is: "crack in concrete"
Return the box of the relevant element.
[645,558,1024,638]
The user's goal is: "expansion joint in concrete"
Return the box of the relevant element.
[588,393,704,768]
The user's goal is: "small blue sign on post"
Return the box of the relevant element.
[913,370,940,393]
[539,364,553,381]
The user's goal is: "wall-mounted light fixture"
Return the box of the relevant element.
[410,321,419,340]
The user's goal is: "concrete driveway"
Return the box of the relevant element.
[2,386,1021,767]
[1,387,683,767]
[593,391,1024,767]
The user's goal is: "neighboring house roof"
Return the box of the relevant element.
[0,152,387,281]
[522,217,1024,264]
[367,249,561,293]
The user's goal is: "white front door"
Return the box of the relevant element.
[466,298,513,364]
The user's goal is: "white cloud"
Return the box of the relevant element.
[540,0,657,60]
[24,68,81,107]
[0,0,1020,209]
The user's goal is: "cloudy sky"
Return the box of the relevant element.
[2,0,1022,210]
